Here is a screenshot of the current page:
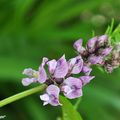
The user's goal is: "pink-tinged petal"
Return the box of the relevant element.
[38,66,47,83]
[47,85,60,97]
[71,56,83,74]
[88,55,103,65]
[73,39,83,52]
[97,35,108,47]
[100,47,112,57]
[82,65,92,75]
[47,59,57,74]
[22,78,37,86]
[87,37,97,53]
[65,89,83,99]
[54,55,68,78]
[80,76,95,85]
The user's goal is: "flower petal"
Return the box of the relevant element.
[41,57,48,66]
[82,65,92,75]
[68,57,77,71]
[100,47,112,57]
[47,59,57,74]
[71,56,83,74]
[88,55,103,65]
[40,94,50,101]
[64,89,83,99]
[22,78,37,86]
[80,76,95,85]
[22,68,37,77]
[40,94,50,106]
[87,37,97,53]
[73,39,83,52]
[64,77,82,89]
[38,66,47,83]
[54,55,68,78]
[47,85,60,97]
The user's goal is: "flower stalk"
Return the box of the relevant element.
[0,84,47,108]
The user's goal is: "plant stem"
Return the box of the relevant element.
[0,84,47,108]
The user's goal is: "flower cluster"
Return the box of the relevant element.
[22,35,118,106]
[74,35,113,67]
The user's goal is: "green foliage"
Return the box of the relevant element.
[60,96,83,120]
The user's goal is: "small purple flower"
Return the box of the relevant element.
[73,39,83,52]
[22,68,38,86]
[61,77,83,99]
[73,39,86,54]
[87,37,97,53]
[79,76,95,86]
[97,35,108,47]
[40,85,61,106]
[38,57,48,83]
[54,55,68,78]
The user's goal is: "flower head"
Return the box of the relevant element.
[61,77,83,99]
[40,85,61,106]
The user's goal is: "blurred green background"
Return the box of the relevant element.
[0,0,120,120]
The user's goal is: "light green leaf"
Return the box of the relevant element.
[60,96,83,120]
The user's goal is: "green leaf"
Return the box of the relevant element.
[60,96,83,120]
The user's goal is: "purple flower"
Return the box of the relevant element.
[87,37,97,53]
[73,39,86,54]
[68,56,83,74]
[73,39,83,52]
[80,76,95,86]
[61,77,83,99]
[40,85,61,106]
[97,35,108,47]
[54,55,68,78]
[38,57,48,83]
[22,68,38,86]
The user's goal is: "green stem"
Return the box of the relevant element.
[0,84,47,108]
